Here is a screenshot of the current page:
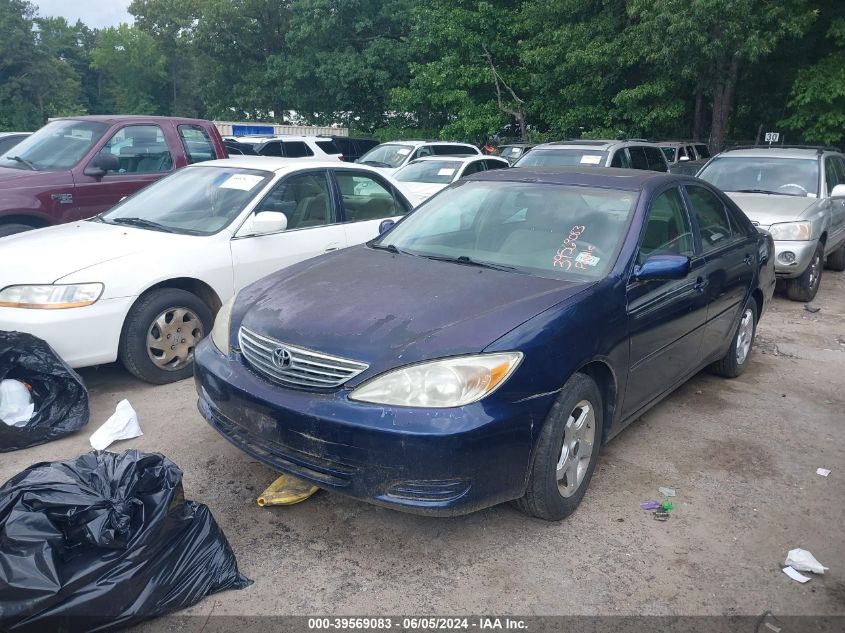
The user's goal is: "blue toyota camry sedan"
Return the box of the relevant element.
[194,167,775,520]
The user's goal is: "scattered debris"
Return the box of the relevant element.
[257,473,319,506]
[89,399,143,451]
[823,400,833,405]
[653,510,670,521]
[0,331,89,452]
[0,450,250,632]
[804,304,821,313]
[640,500,661,510]
[658,486,676,497]
[782,566,811,583]
[785,548,828,574]
[0,379,34,427]
[816,467,831,477]
[661,500,674,511]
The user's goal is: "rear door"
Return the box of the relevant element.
[684,184,755,358]
[823,155,845,250]
[623,186,707,417]
[230,169,347,290]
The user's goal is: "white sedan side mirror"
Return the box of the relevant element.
[831,184,845,198]
[251,211,288,235]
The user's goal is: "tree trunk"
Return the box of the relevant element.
[709,55,740,152]
[693,87,704,141]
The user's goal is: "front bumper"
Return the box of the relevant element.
[194,339,536,516]
[0,296,134,367]
[771,240,818,277]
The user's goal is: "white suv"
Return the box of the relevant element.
[513,139,669,172]
[232,135,344,160]
[357,140,481,174]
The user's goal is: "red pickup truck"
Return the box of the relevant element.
[0,115,228,237]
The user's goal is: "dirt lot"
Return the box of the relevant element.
[2,272,843,621]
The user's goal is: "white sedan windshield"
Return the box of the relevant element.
[377,181,637,280]
[101,166,272,235]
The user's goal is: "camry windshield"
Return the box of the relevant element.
[698,157,819,196]
[100,166,272,235]
[0,120,108,171]
[375,181,637,280]
[358,144,414,168]
[515,149,608,168]
[394,160,462,184]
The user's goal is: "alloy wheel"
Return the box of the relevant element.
[735,308,754,365]
[556,400,596,498]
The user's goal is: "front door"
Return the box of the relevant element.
[230,169,347,291]
[333,170,410,246]
[622,186,708,417]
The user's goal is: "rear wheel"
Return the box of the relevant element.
[826,242,845,272]
[514,373,603,521]
[784,243,823,302]
[0,223,35,238]
[709,302,757,378]
[119,288,212,384]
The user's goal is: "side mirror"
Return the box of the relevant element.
[679,155,690,162]
[251,211,287,235]
[84,152,120,177]
[378,219,395,235]
[831,184,845,198]
[633,254,691,281]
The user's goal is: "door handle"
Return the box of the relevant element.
[743,254,753,266]
[694,277,709,293]
[324,246,339,252]
[324,241,341,252]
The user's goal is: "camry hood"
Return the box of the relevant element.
[398,182,447,203]
[724,192,817,226]
[0,220,183,287]
[235,246,591,378]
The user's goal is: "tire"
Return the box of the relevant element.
[709,301,757,378]
[119,288,213,384]
[826,242,845,272]
[0,223,35,238]
[514,373,603,521]
[784,243,823,302]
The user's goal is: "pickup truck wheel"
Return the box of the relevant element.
[0,223,35,238]
[826,243,845,272]
[709,303,757,378]
[784,243,823,302]
[119,288,212,384]
[513,373,603,521]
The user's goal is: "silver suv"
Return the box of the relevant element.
[698,146,845,301]
[513,139,669,172]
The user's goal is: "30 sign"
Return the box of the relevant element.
[764,132,780,143]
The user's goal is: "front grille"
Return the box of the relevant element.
[238,327,368,390]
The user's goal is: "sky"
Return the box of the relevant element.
[34,0,134,29]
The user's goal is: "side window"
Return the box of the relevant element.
[677,146,688,160]
[835,158,845,192]
[100,125,172,174]
[462,160,486,177]
[315,140,340,155]
[254,171,333,230]
[485,159,508,171]
[433,145,471,156]
[259,141,283,157]
[628,146,649,170]
[282,141,314,158]
[178,125,214,164]
[610,149,631,168]
[824,156,845,195]
[695,144,711,159]
[638,188,695,265]
[686,185,734,252]
[413,146,433,159]
[335,171,406,222]
[645,147,668,172]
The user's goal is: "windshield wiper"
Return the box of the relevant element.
[4,155,37,170]
[359,160,392,168]
[419,254,521,273]
[109,217,176,233]
[730,189,790,196]
[369,242,408,255]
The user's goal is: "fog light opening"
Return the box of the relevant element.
[779,251,796,264]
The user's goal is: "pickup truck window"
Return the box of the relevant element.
[179,125,215,164]
[0,119,108,171]
[101,125,173,174]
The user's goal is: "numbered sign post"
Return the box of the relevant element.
[764,132,780,145]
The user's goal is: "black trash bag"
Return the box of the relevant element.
[0,449,251,633]
[0,331,89,452]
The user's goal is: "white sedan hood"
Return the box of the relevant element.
[400,182,448,205]
[0,221,193,287]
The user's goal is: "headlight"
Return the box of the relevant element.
[210,296,235,355]
[768,221,812,241]
[0,283,103,309]
[349,352,523,408]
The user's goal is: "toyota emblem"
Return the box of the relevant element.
[272,347,292,368]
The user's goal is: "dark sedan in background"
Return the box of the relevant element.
[195,168,775,520]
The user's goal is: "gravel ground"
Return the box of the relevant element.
[2,271,843,623]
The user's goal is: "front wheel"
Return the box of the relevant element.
[514,373,603,521]
[709,302,757,378]
[784,243,823,302]
[119,288,213,384]
[0,223,35,238]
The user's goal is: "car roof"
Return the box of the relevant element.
[197,156,386,174]
[407,155,504,165]
[56,114,212,125]
[532,139,661,150]
[715,147,830,159]
[658,141,696,147]
[465,166,682,190]
[378,140,477,147]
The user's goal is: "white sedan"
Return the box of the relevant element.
[393,155,510,205]
[0,157,412,383]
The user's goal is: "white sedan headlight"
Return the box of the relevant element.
[210,296,235,355]
[349,352,523,408]
[768,221,812,241]
[0,283,103,309]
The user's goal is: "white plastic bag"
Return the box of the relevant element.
[785,548,828,575]
[89,399,142,450]
[0,379,35,427]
